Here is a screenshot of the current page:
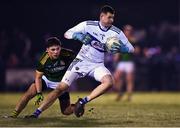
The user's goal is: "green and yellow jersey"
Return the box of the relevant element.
[36,48,75,82]
[121,53,133,61]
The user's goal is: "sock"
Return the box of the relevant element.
[79,97,89,105]
[11,110,19,117]
[33,109,42,117]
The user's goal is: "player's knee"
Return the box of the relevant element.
[55,82,69,92]
[24,83,37,99]
[107,80,113,88]
[24,92,35,100]
[102,75,114,88]
[54,88,62,94]
[61,111,68,115]
[61,110,72,115]
[61,105,73,115]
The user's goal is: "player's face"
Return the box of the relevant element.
[100,12,114,27]
[47,45,61,59]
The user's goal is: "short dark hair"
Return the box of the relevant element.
[100,5,115,14]
[46,37,61,48]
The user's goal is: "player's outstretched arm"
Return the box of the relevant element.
[118,31,134,53]
[64,21,92,45]
[119,40,134,53]
[64,21,86,39]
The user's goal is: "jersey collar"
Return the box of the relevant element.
[98,21,111,32]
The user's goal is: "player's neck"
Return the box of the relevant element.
[99,21,111,31]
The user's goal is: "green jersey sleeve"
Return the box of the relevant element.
[61,48,76,64]
[36,52,49,72]
[36,62,44,72]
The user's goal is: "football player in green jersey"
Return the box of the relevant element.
[113,25,135,101]
[5,37,75,118]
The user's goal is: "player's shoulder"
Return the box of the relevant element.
[86,20,98,26]
[60,48,75,58]
[39,52,49,65]
[110,25,122,34]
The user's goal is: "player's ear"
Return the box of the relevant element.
[100,13,103,19]
[46,48,49,52]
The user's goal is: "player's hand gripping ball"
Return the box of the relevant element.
[105,37,122,54]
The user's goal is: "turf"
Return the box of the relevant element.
[0,92,180,127]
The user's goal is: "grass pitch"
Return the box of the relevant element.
[0,92,180,127]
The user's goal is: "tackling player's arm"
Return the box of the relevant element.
[35,70,44,93]
[34,70,44,105]
[64,21,93,45]
[34,55,46,105]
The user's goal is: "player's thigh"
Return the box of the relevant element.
[25,79,47,97]
[61,71,79,87]
[125,62,135,82]
[126,72,134,82]
[25,83,37,97]
[124,62,135,73]
[42,76,55,90]
[93,66,113,85]
[116,62,125,72]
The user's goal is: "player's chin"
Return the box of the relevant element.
[52,55,58,59]
[107,23,113,27]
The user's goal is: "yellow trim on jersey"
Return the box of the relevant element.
[40,53,49,65]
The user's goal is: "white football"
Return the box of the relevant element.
[105,37,120,52]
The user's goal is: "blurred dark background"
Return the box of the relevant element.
[0,0,179,91]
